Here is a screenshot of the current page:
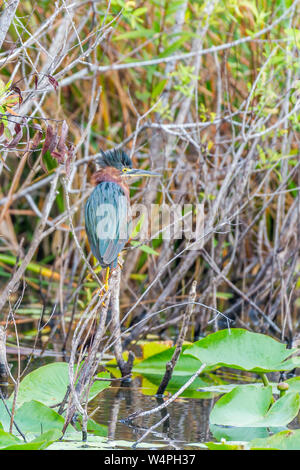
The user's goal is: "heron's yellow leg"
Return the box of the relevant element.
[104,267,110,291]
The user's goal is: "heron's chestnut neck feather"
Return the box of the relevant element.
[91,167,129,199]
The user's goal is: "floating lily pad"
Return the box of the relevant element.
[0,430,22,449]
[184,328,300,373]
[201,440,248,450]
[0,429,61,450]
[138,372,221,398]
[47,434,167,450]
[14,400,64,434]
[74,417,108,437]
[283,377,300,394]
[0,399,64,437]
[198,377,300,397]
[250,429,300,450]
[15,362,111,407]
[210,424,285,442]
[210,385,300,427]
[132,345,206,376]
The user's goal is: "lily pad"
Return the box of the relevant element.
[250,429,300,450]
[0,429,61,450]
[138,372,221,398]
[210,385,300,427]
[132,345,206,376]
[74,417,108,437]
[201,440,248,450]
[184,328,300,373]
[0,429,23,449]
[15,362,111,407]
[210,424,285,442]
[14,400,64,434]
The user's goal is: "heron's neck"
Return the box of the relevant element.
[91,167,129,198]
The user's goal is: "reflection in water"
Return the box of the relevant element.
[5,351,300,448]
[89,376,214,449]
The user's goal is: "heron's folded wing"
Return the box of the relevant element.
[85,182,130,266]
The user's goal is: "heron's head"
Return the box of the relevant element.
[96,149,160,178]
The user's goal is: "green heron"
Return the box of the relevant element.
[85,149,159,289]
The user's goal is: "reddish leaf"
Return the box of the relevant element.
[31,129,43,149]
[7,123,22,148]
[41,124,57,157]
[10,85,23,105]
[34,75,38,89]
[51,150,65,164]
[57,120,68,153]
[0,122,4,137]
[47,75,59,91]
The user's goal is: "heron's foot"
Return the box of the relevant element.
[91,287,107,307]
[117,254,124,270]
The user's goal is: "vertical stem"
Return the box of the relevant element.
[110,261,135,378]
[260,373,270,387]
[157,280,197,396]
[0,326,8,399]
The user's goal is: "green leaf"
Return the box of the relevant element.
[197,381,288,395]
[210,424,284,443]
[138,372,220,399]
[200,440,248,450]
[284,377,300,394]
[74,417,108,437]
[0,430,22,449]
[130,273,147,281]
[47,434,167,450]
[130,241,159,255]
[15,362,111,408]
[114,28,155,40]
[210,385,300,427]
[183,328,300,373]
[130,213,145,239]
[1,429,61,450]
[250,429,300,450]
[151,79,167,100]
[14,400,64,434]
[133,345,204,376]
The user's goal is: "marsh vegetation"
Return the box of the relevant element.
[0,0,299,450]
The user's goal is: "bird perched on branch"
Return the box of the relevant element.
[85,149,159,289]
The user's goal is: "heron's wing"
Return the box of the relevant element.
[85,182,130,267]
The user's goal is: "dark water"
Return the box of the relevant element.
[88,377,214,449]
[4,349,300,449]
[5,351,215,449]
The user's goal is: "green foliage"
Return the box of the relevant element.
[133,344,204,376]
[170,64,197,98]
[210,385,300,427]
[0,429,61,450]
[15,362,111,407]
[183,328,300,373]
[13,400,65,434]
[251,430,300,450]
[0,363,111,448]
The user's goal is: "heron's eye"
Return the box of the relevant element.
[122,168,128,173]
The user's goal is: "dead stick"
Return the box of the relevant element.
[109,262,135,377]
[124,363,206,422]
[156,280,197,396]
[0,326,8,398]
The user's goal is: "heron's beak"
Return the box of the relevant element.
[124,168,160,177]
